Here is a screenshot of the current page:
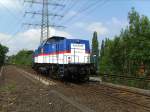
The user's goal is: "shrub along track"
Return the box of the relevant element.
[18,65,150,112]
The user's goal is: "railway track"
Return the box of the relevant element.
[60,81,150,112]
[99,82,150,97]
[84,84,150,111]
[11,66,150,112]
[57,78,150,111]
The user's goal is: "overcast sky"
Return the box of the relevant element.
[0,0,150,55]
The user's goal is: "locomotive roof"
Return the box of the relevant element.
[40,36,66,47]
[47,36,66,42]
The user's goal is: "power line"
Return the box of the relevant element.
[2,16,25,44]
[0,2,18,19]
[6,5,25,35]
[1,0,110,45]
[62,0,102,25]
[0,1,26,44]
[59,0,79,23]
[1,0,66,44]
[2,26,21,44]
[66,0,110,26]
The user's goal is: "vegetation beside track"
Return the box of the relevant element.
[0,44,8,67]
[8,50,34,66]
[100,8,150,76]
[101,74,150,89]
[99,8,150,89]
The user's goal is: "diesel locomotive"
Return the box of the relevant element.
[32,36,95,81]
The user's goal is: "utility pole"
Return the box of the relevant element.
[24,0,65,44]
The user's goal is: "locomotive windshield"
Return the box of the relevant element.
[41,40,47,46]
[46,36,66,44]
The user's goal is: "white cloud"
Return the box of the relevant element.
[0,28,72,56]
[1,29,40,56]
[72,17,128,45]
[50,28,72,37]
[0,16,128,56]
[0,0,18,8]
[87,22,108,35]
[74,17,128,39]
[0,33,11,42]
[107,17,128,29]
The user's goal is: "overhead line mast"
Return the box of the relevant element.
[24,0,65,43]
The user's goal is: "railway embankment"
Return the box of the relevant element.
[1,65,150,112]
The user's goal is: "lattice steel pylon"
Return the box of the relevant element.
[41,0,49,43]
[24,0,65,44]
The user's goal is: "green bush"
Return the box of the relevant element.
[0,44,8,66]
[8,50,34,66]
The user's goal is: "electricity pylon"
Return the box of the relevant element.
[24,0,65,43]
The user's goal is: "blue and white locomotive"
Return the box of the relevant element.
[32,36,95,81]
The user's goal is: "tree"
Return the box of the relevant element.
[100,40,105,58]
[91,31,99,71]
[8,50,34,66]
[0,44,8,67]
[99,38,114,74]
[99,7,150,76]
